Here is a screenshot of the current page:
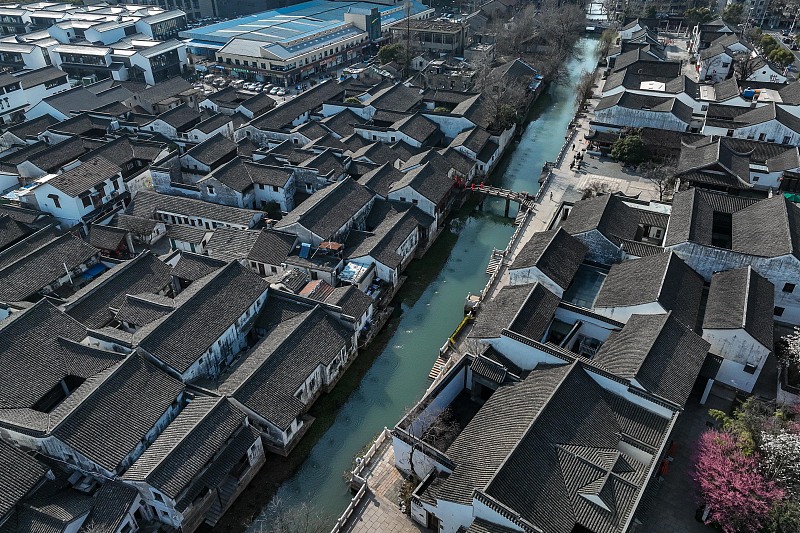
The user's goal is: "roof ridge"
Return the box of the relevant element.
[741,266,752,329]
[64,252,152,310]
[654,251,674,305]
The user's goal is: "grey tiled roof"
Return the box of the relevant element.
[275,177,374,241]
[150,103,201,131]
[510,228,588,289]
[595,92,692,124]
[344,201,431,269]
[248,228,297,266]
[704,267,774,349]
[115,293,174,328]
[52,354,184,473]
[431,361,670,533]
[676,139,750,186]
[595,251,704,328]
[0,215,34,253]
[167,224,209,244]
[79,482,138,533]
[594,313,710,406]
[88,224,128,251]
[128,190,260,228]
[139,261,268,374]
[206,227,260,261]
[170,251,226,281]
[326,285,373,320]
[218,306,351,430]
[123,396,245,505]
[193,112,232,134]
[732,194,800,259]
[0,440,49,520]
[0,302,126,432]
[366,83,423,113]
[470,355,507,384]
[470,283,559,340]
[12,481,94,533]
[389,162,453,204]
[664,188,758,247]
[357,163,404,197]
[465,518,521,533]
[320,109,365,137]
[184,133,237,167]
[44,157,121,197]
[65,252,172,329]
[560,194,639,243]
[110,213,159,235]
[249,79,350,131]
[391,113,440,144]
[0,231,99,302]
[618,239,664,258]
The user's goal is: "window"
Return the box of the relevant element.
[744,363,758,374]
[207,185,215,195]
[784,136,791,144]
[153,491,165,503]
[48,194,61,209]
[759,133,766,141]
[722,62,730,67]
[784,283,796,293]
[399,196,406,202]
[775,306,785,317]
[753,176,760,182]
[82,196,91,208]
[412,199,418,205]
[272,185,279,192]
[235,59,240,65]
[701,104,708,111]
[726,129,734,137]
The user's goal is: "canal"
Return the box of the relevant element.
[249,37,599,529]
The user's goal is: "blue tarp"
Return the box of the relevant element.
[81,263,107,281]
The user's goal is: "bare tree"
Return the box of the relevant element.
[639,158,677,202]
[574,70,595,109]
[399,405,460,481]
[472,55,529,132]
[734,51,760,81]
[529,4,586,85]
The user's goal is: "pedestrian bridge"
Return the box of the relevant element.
[471,183,537,216]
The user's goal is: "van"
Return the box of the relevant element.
[231,79,245,88]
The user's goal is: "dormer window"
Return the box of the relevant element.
[207,185,215,195]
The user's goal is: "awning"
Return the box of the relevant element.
[81,263,107,281]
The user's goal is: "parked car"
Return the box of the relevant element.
[277,88,286,96]
[270,86,280,94]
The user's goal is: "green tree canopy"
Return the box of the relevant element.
[760,34,780,56]
[685,7,713,27]
[611,132,647,165]
[769,48,794,68]
[722,3,743,25]
[378,43,407,66]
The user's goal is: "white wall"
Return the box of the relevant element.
[508,266,564,297]
[593,301,666,324]
[703,328,770,392]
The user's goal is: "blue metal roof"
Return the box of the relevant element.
[179,0,429,47]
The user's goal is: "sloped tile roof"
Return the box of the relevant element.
[510,228,588,290]
[275,177,374,241]
[594,313,709,406]
[560,194,640,243]
[52,354,184,473]
[0,441,49,520]
[595,251,704,328]
[704,266,774,349]
[123,396,245,504]
[218,306,351,430]
[170,251,226,281]
[139,261,268,374]
[65,252,172,329]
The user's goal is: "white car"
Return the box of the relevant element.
[276,88,286,96]
[269,86,280,94]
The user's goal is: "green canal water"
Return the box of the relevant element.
[250,38,599,529]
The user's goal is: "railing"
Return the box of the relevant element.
[329,483,367,533]
[350,427,392,484]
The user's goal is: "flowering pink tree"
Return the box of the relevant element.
[694,430,785,533]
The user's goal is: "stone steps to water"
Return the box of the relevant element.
[486,249,504,275]
[514,208,528,226]
[428,356,446,380]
